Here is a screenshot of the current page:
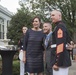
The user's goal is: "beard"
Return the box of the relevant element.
[44,29,51,34]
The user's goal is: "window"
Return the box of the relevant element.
[2,25,4,39]
[0,18,4,39]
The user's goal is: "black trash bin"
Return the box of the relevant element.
[0,46,17,75]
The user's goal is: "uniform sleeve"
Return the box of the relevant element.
[18,36,24,50]
[23,30,29,51]
[55,25,66,65]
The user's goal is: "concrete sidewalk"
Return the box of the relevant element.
[69,60,76,75]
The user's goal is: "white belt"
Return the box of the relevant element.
[51,44,68,48]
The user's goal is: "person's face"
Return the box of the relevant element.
[43,23,52,34]
[22,27,27,34]
[32,18,40,28]
[50,11,60,23]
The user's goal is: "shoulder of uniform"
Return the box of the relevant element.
[59,21,64,24]
[58,21,64,24]
[57,22,66,29]
[59,21,66,26]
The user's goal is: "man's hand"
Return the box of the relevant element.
[67,41,75,50]
[53,64,59,71]
[67,43,74,50]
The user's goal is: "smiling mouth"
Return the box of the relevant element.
[34,25,38,26]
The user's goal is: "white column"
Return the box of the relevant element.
[4,19,7,39]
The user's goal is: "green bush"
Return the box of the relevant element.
[13,60,20,75]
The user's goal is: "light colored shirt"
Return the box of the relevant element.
[45,31,52,47]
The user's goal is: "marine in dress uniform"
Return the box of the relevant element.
[50,10,72,75]
[18,26,29,75]
[52,21,71,75]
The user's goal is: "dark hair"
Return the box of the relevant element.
[32,16,41,23]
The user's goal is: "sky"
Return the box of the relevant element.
[0,0,20,13]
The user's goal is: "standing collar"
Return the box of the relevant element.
[55,21,62,25]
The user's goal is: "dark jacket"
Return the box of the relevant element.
[18,34,25,50]
[52,21,71,67]
[43,33,53,70]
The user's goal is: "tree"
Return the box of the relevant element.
[8,0,76,43]
[7,4,33,45]
[22,0,51,22]
[23,0,76,41]
[45,0,76,41]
